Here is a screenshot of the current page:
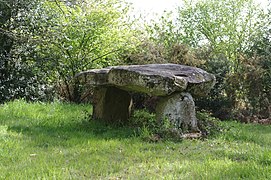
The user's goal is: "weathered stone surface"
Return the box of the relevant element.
[156,92,199,133]
[75,64,216,133]
[76,63,215,96]
[77,68,111,86]
[92,86,133,123]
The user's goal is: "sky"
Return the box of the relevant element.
[126,0,270,20]
[126,0,179,20]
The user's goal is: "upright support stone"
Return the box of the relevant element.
[92,87,107,120]
[156,92,199,133]
[92,86,132,124]
[75,64,216,133]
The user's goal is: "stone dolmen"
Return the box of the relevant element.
[75,64,215,133]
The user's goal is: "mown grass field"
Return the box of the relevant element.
[0,100,271,179]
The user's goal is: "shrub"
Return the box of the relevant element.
[0,0,54,103]
[195,48,234,119]
[228,55,271,119]
[129,110,182,142]
[196,111,223,138]
[129,109,223,142]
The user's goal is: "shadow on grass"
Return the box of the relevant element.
[7,119,137,148]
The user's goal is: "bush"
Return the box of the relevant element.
[228,55,271,119]
[193,43,270,120]
[195,48,234,119]
[129,109,223,142]
[129,110,182,142]
[0,0,137,103]
[196,111,223,138]
[0,58,53,103]
[0,0,54,103]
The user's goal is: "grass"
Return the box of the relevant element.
[0,100,271,179]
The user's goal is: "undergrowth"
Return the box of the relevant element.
[129,109,223,142]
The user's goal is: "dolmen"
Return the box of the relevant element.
[75,64,215,133]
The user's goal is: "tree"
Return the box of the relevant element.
[147,0,267,70]
[178,0,267,71]
[144,0,270,118]
[1,0,137,103]
[0,0,50,103]
[30,0,136,102]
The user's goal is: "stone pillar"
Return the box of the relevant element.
[156,92,199,133]
[92,86,132,124]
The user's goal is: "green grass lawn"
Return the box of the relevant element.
[0,100,271,179]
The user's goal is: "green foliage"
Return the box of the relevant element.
[225,57,270,118]
[130,109,223,142]
[0,0,269,121]
[0,0,52,103]
[244,20,271,117]
[24,0,137,102]
[35,0,131,70]
[142,0,270,119]
[196,111,223,137]
[124,40,206,68]
[0,100,271,179]
[129,109,181,142]
[195,51,234,119]
[147,0,267,58]
[0,0,138,103]
[177,0,267,67]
